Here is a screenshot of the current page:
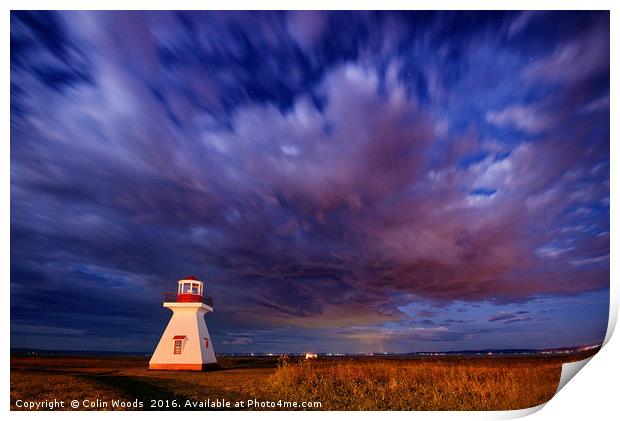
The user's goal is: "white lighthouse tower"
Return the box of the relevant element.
[149,276,218,370]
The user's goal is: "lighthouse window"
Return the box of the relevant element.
[204,338,209,348]
[174,339,183,354]
[191,284,199,294]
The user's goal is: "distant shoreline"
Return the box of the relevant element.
[10,343,602,358]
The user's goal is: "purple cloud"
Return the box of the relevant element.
[10,11,609,352]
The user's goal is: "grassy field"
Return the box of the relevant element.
[11,349,599,411]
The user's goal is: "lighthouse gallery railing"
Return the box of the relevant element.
[164,292,214,307]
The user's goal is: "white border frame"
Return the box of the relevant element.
[3,2,617,420]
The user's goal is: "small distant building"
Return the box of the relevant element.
[149,276,217,371]
[305,352,318,360]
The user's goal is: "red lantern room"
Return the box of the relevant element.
[176,276,204,302]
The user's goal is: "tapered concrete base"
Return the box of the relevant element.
[149,363,219,371]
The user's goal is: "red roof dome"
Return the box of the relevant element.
[180,275,200,281]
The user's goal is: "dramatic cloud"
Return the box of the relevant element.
[485,105,550,133]
[488,311,531,324]
[10,11,609,353]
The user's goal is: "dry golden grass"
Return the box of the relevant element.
[260,356,562,410]
[11,350,599,411]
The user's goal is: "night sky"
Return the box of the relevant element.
[11,11,609,353]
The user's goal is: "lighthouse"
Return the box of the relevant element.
[149,276,218,370]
